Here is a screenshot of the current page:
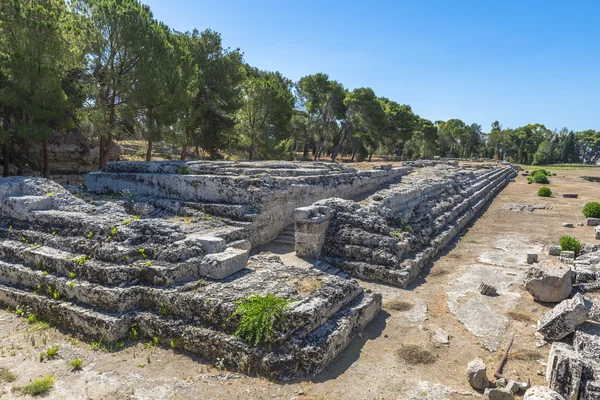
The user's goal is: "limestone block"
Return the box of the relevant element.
[537,293,590,340]
[549,246,562,256]
[199,248,249,279]
[562,194,578,198]
[228,239,252,251]
[484,388,514,400]
[562,223,574,228]
[294,205,332,259]
[581,380,600,400]
[466,358,489,390]
[560,251,575,259]
[132,202,155,216]
[573,322,600,367]
[596,226,600,240]
[523,386,566,400]
[195,236,227,254]
[545,342,582,400]
[524,261,574,302]
[527,253,539,264]
[587,218,600,226]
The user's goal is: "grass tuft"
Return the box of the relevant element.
[385,300,414,312]
[0,368,17,382]
[396,345,437,365]
[15,375,54,396]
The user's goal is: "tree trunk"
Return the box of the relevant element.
[98,135,106,170]
[195,145,200,158]
[248,141,254,160]
[180,145,187,160]
[42,139,50,178]
[368,148,375,162]
[146,137,153,161]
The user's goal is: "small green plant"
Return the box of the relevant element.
[177,165,191,174]
[41,271,48,276]
[583,202,600,218]
[68,281,75,288]
[560,235,582,256]
[27,314,38,323]
[87,231,93,239]
[129,326,140,341]
[122,255,129,263]
[159,302,169,316]
[145,336,159,348]
[45,345,59,359]
[46,192,56,197]
[132,215,140,220]
[15,375,54,395]
[138,248,147,258]
[110,227,117,236]
[229,293,294,346]
[537,187,552,197]
[68,271,77,279]
[73,255,88,265]
[70,358,83,370]
[137,363,146,368]
[169,339,176,348]
[51,231,56,235]
[145,260,151,267]
[531,171,550,184]
[123,219,131,225]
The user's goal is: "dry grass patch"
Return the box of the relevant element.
[385,300,413,312]
[507,311,534,323]
[511,349,543,361]
[428,267,449,277]
[292,278,324,296]
[0,368,17,382]
[397,345,437,365]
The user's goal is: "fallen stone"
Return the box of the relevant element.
[523,386,566,400]
[524,261,574,303]
[562,223,574,228]
[433,327,450,345]
[596,226,600,240]
[546,342,582,400]
[484,388,515,400]
[479,282,498,296]
[466,358,489,390]
[563,194,578,199]
[549,246,562,256]
[588,218,600,226]
[199,248,249,279]
[527,253,539,264]
[132,202,155,216]
[560,251,575,260]
[537,293,590,340]
[572,321,600,367]
[404,299,428,324]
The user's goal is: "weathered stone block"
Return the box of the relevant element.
[573,321,600,367]
[581,380,600,400]
[549,246,562,256]
[195,236,227,254]
[560,251,575,259]
[199,248,249,279]
[563,194,578,199]
[294,205,332,258]
[562,223,574,228]
[524,261,574,303]
[523,386,566,400]
[537,293,590,340]
[527,253,539,264]
[587,218,600,226]
[545,342,582,400]
[466,358,489,390]
[484,388,514,400]
[596,226,600,240]
[228,239,252,251]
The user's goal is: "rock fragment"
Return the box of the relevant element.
[537,293,590,340]
[596,226,600,240]
[527,253,539,264]
[546,342,582,400]
[484,388,515,400]
[433,328,450,345]
[524,261,574,302]
[587,218,600,226]
[523,386,566,400]
[478,282,497,296]
[549,246,561,256]
[562,223,574,228]
[466,358,489,390]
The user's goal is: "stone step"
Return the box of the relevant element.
[273,236,295,246]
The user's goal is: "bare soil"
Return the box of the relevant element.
[1,166,599,399]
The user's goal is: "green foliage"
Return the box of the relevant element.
[177,166,191,174]
[129,326,140,341]
[530,170,550,184]
[230,293,294,346]
[158,302,169,315]
[16,375,54,396]
[583,202,600,218]
[45,345,60,359]
[68,271,77,279]
[73,255,88,265]
[537,187,552,197]
[70,358,83,370]
[0,368,17,382]
[560,235,582,256]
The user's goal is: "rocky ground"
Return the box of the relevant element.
[0,166,599,399]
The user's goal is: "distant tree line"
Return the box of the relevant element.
[2,0,600,178]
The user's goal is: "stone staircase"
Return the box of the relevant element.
[273,224,295,246]
[296,165,518,287]
[0,177,382,379]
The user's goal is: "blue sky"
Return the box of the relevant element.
[143,0,599,132]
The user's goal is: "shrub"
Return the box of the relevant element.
[177,166,191,175]
[17,375,54,396]
[531,171,550,184]
[230,293,294,346]
[583,202,600,218]
[530,168,551,177]
[560,235,582,256]
[537,187,552,197]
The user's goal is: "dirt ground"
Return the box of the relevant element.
[1,166,599,399]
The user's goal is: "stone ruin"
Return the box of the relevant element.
[0,160,517,378]
[294,163,517,286]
